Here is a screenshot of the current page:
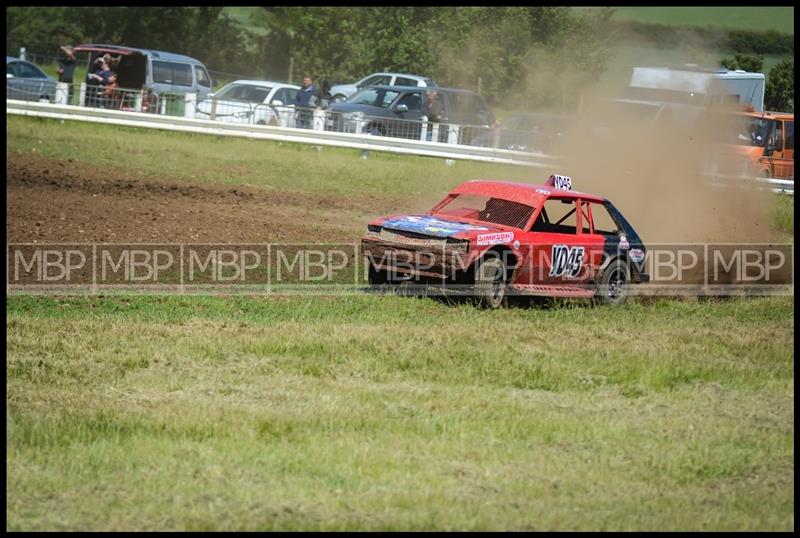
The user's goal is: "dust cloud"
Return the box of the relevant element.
[546,89,775,245]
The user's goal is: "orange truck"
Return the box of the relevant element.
[714,109,794,180]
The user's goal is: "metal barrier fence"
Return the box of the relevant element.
[6,94,794,195]
[17,83,553,151]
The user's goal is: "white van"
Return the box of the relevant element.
[627,66,765,112]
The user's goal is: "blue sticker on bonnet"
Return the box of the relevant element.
[381,215,489,237]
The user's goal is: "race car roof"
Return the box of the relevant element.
[451,180,605,206]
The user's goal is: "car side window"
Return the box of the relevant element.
[395,77,417,87]
[352,88,381,106]
[396,92,422,112]
[285,88,298,104]
[172,63,193,86]
[590,203,619,236]
[359,75,390,88]
[152,60,173,84]
[531,198,578,234]
[785,120,794,151]
[194,66,211,88]
[7,62,18,76]
[18,62,45,78]
[271,88,287,104]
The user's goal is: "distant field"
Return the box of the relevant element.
[610,7,794,35]
[596,44,790,96]
[6,294,795,531]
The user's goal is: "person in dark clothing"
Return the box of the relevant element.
[423,90,445,141]
[56,45,76,103]
[86,57,111,107]
[295,75,315,129]
[311,80,333,110]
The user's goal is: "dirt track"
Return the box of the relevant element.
[7,152,407,244]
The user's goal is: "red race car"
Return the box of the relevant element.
[362,175,649,307]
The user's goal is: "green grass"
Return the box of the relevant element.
[6,294,795,531]
[609,7,794,35]
[6,115,536,199]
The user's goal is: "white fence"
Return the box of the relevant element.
[6,94,794,195]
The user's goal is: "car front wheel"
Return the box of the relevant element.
[474,254,508,309]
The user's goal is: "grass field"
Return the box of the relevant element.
[6,115,795,530]
[5,115,534,199]
[6,295,795,531]
[609,7,794,35]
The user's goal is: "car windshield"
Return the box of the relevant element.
[215,84,272,103]
[726,116,773,147]
[349,88,401,108]
[434,194,534,229]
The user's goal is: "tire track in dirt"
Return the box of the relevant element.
[6,152,416,244]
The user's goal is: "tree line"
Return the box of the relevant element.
[6,7,794,112]
[5,6,616,111]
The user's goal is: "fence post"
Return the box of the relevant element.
[55,83,69,105]
[79,83,87,107]
[210,98,217,120]
[19,47,26,61]
[447,124,459,145]
[184,93,196,118]
[420,115,428,141]
[277,106,289,127]
[135,91,143,112]
[159,97,167,115]
[431,123,440,143]
[312,108,325,131]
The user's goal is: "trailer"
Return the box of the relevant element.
[627,66,765,112]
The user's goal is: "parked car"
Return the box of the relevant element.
[330,72,436,103]
[470,112,572,153]
[194,80,300,126]
[328,85,495,144]
[362,174,649,308]
[6,56,58,102]
[73,44,213,100]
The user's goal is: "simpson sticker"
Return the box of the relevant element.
[477,231,514,246]
[629,248,645,263]
[549,244,584,278]
[619,234,630,250]
[536,188,551,195]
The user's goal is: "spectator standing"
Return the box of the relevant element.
[295,75,315,129]
[56,45,76,103]
[86,58,111,107]
[311,80,333,110]
[101,72,119,109]
[423,90,445,141]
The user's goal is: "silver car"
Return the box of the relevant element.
[330,72,436,103]
[195,80,300,126]
[6,56,58,102]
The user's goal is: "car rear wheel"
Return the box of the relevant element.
[595,259,631,306]
[474,255,508,309]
